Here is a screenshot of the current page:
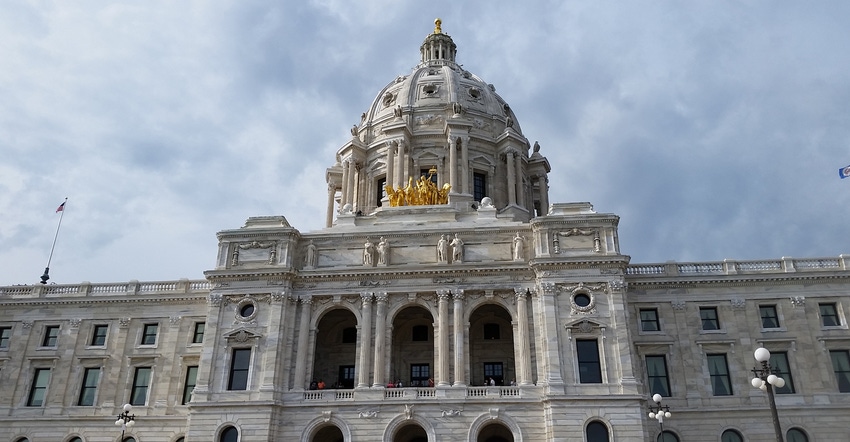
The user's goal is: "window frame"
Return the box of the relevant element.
[90,324,109,347]
[769,351,795,394]
[759,305,781,329]
[191,322,205,344]
[78,367,101,406]
[27,368,52,407]
[0,326,11,349]
[639,308,661,332]
[140,323,158,346]
[228,348,252,391]
[699,307,720,331]
[576,338,603,384]
[707,353,733,396]
[819,303,841,327]
[42,325,60,347]
[473,171,487,202]
[130,366,152,406]
[182,366,198,405]
[829,349,850,392]
[645,355,671,397]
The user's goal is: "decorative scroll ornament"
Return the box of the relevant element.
[385,168,450,207]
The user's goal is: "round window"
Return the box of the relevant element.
[574,293,591,307]
[240,303,255,318]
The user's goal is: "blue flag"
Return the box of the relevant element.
[840,166,850,179]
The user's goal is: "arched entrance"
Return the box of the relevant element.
[477,422,514,442]
[390,306,434,387]
[393,423,428,442]
[311,425,344,442]
[468,303,515,386]
[313,308,358,389]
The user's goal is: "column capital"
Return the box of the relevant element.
[375,292,388,303]
[540,282,557,296]
[360,292,374,304]
[300,296,313,305]
[436,290,451,301]
[514,287,529,300]
[452,289,464,301]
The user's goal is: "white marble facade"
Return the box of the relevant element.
[1,21,850,442]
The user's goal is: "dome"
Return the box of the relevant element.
[355,19,522,146]
[328,20,550,226]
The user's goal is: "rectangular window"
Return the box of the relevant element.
[707,354,732,396]
[576,339,602,383]
[130,367,151,405]
[473,172,487,202]
[820,303,840,327]
[338,365,355,389]
[42,325,60,347]
[376,177,387,207]
[640,309,660,332]
[78,367,100,406]
[410,363,430,387]
[91,325,108,346]
[182,366,198,405]
[483,323,501,340]
[192,322,205,344]
[228,348,251,390]
[483,362,504,386]
[700,307,720,330]
[0,326,11,349]
[141,323,158,345]
[759,305,780,329]
[770,352,795,394]
[27,368,51,406]
[830,350,850,392]
[645,355,671,397]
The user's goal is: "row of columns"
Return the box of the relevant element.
[291,289,535,389]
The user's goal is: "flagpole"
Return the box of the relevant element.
[40,198,68,284]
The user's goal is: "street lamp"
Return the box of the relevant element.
[647,393,672,441]
[751,347,785,442]
[114,403,136,441]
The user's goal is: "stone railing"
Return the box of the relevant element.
[0,279,211,298]
[300,386,526,402]
[626,255,849,277]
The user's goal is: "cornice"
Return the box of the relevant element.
[626,273,850,290]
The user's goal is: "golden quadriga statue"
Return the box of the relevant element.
[385,169,450,207]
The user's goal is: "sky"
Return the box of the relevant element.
[2,1,849,286]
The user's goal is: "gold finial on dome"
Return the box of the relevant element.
[434,18,442,34]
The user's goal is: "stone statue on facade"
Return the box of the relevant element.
[364,238,375,266]
[513,233,525,261]
[305,241,318,269]
[377,237,389,266]
[450,234,464,263]
[437,235,448,264]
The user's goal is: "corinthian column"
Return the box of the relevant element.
[386,143,396,192]
[514,151,524,207]
[537,175,549,216]
[448,136,458,192]
[506,150,517,205]
[453,290,466,386]
[461,136,470,194]
[293,297,313,390]
[341,160,350,207]
[357,292,373,388]
[437,290,451,386]
[396,140,406,188]
[372,293,388,387]
[515,288,533,386]
[326,183,336,228]
[347,159,357,209]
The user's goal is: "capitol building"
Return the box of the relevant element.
[1,20,849,442]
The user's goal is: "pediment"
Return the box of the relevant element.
[223,328,262,343]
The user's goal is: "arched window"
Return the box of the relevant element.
[585,421,609,442]
[786,428,809,442]
[15,438,30,442]
[175,438,185,442]
[721,429,744,442]
[123,438,136,442]
[68,438,83,442]
[657,431,680,442]
[220,426,238,442]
